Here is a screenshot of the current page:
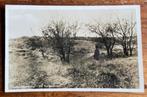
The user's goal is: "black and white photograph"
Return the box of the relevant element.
[5,5,144,92]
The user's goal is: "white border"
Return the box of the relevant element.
[5,5,144,93]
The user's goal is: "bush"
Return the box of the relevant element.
[67,60,138,88]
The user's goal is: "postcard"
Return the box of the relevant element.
[5,5,144,92]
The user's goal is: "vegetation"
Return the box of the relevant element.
[9,18,138,89]
[87,19,136,58]
[116,18,137,56]
[41,20,79,63]
[87,23,118,57]
[41,19,137,60]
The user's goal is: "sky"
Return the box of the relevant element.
[6,5,138,39]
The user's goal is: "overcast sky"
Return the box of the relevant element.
[6,5,138,39]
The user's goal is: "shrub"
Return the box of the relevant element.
[67,60,138,88]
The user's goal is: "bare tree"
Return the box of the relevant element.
[88,23,117,57]
[117,18,136,56]
[41,20,79,63]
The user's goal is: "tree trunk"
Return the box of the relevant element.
[106,48,112,57]
[66,52,70,63]
[60,48,66,62]
[108,49,113,58]
[66,54,70,63]
[62,53,66,61]
[64,46,71,63]
[109,48,113,57]
[129,48,133,56]
[106,48,109,56]
[123,47,129,56]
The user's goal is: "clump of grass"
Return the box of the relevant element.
[67,58,139,88]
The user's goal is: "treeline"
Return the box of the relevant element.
[74,36,136,44]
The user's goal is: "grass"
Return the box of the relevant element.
[67,56,139,88]
[9,37,139,89]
